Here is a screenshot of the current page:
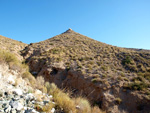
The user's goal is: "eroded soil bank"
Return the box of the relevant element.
[28,60,150,113]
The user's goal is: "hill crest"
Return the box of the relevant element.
[1,30,150,113]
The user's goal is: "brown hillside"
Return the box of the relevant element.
[0,35,27,60]
[22,29,150,113]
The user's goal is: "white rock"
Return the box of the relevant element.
[51,108,55,113]
[6,85,13,93]
[10,70,18,75]
[35,89,42,95]
[5,105,11,112]
[12,89,23,95]
[7,75,15,85]
[31,109,38,113]
[0,73,2,79]
[24,106,27,110]
[49,95,53,98]
[76,105,80,109]
[25,93,35,101]
[51,102,55,104]
[10,108,16,113]
[11,101,23,111]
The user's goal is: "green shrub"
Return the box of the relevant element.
[122,56,131,65]
[125,82,150,91]
[91,78,101,83]
[115,98,122,104]
[49,83,76,113]
[101,66,108,71]
[0,49,18,64]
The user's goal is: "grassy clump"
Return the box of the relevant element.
[46,83,103,113]
[49,83,76,113]
[129,82,149,90]
[91,78,101,83]
[35,102,55,112]
[74,97,91,113]
[122,56,131,65]
[115,98,122,105]
[124,72,150,91]
[0,49,36,87]
[0,49,18,64]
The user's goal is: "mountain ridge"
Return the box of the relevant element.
[1,30,150,113]
[20,29,150,113]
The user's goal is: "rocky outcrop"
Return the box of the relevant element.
[0,64,55,113]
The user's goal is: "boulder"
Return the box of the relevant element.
[51,108,55,113]
[12,89,23,96]
[4,105,11,112]
[35,89,42,95]
[9,101,23,111]
[7,75,15,85]
[25,93,35,101]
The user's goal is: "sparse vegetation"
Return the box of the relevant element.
[0,49,36,88]
[0,35,27,53]
[1,29,150,113]
[122,56,131,65]
[47,83,103,113]
[115,98,122,105]
[20,29,150,103]
[35,102,55,112]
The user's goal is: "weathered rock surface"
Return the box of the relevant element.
[0,64,55,113]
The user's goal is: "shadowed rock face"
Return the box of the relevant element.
[28,62,150,113]
[21,29,150,113]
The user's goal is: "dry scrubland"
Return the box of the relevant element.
[1,29,150,113]
[22,29,150,95]
[0,48,103,112]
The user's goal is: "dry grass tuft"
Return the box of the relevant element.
[74,97,91,113]
[49,83,76,113]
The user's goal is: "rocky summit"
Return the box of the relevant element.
[0,29,150,113]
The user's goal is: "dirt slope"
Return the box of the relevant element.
[19,29,150,113]
[0,35,27,60]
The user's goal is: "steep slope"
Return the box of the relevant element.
[22,29,150,113]
[0,35,27,60]
[0,48,103,113]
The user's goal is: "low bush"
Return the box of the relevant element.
[115,98,122,105]
[0,50,18,63]
[49,83,76,113]
[35,102,55,112]
[122,56,131,65]
[128,82,149,90]
[74,97,91,113]
[91,106,105,113]
[48,83,103,113]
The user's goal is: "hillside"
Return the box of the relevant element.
[0,42,102,113]
[21,29,150,113]
[0,35,27,60]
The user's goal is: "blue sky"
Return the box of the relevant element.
[0,0,150,49]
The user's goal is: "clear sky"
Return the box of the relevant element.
[0,0,150,49]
